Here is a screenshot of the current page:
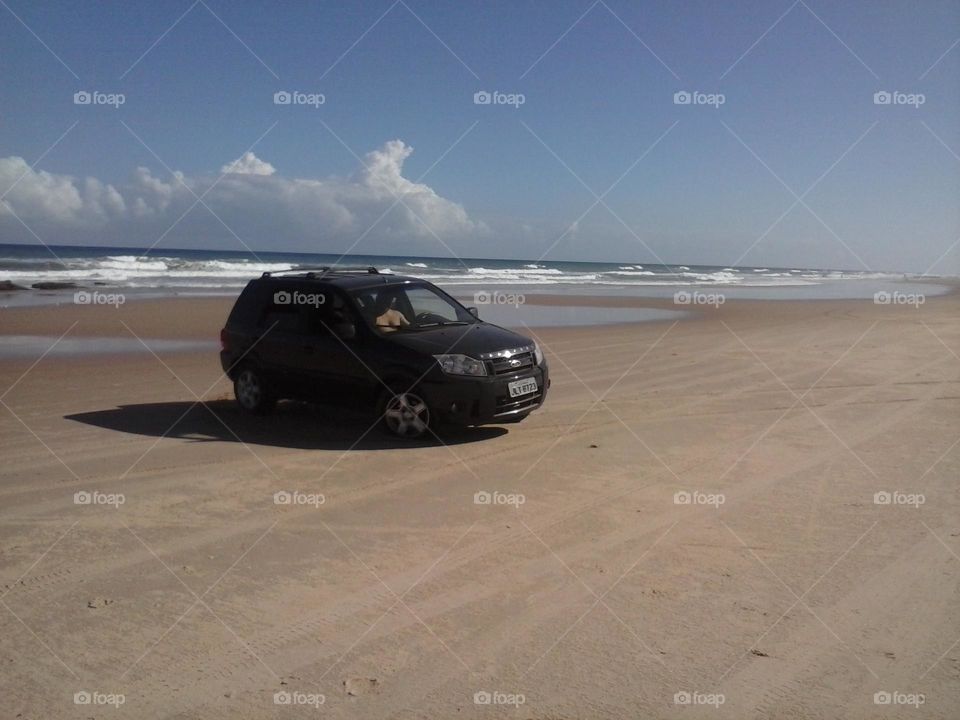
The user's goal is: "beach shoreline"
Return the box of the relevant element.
[1,278,957,340]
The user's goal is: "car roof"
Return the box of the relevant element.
[256,271,423,291]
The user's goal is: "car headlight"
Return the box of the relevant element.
[434,354,488,376]
[533,341,544,365]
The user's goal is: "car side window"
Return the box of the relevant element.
[259,284,301,333]
[298,286,349,336]
[406,287,458,321]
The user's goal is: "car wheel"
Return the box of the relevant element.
[381,388,431,439]
[234,365,275,414]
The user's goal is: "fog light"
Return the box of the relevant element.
[450,402,459,412]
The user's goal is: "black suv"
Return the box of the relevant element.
[220,267,549,438]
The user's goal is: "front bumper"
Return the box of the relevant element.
[422,363,549,425]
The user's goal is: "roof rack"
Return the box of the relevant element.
[261,266,380,279]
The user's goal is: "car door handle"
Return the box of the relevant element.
[301,345,315,354]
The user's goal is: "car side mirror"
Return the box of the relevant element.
[333,321,356,340]
[468,307,479,318]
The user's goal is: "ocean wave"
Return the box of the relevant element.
[0,252,908,290]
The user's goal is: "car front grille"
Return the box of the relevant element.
[487,350,535,376]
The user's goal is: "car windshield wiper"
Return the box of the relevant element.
[416,320,471,328]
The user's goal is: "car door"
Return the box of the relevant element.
[293,285,374,403]
[252,281,307,396]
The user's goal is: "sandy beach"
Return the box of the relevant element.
[1,291,958,719]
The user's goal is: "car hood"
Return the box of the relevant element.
[385,322,533,358]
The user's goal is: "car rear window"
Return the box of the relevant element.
[226,281,271,329]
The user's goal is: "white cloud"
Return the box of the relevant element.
[0,157,127,224]
[0,141,482,255]
[220,151,276,176]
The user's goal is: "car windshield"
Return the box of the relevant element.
[349,283,476,333]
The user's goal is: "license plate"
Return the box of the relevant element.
[508,378,538,398]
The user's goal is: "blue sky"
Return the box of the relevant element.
[1,0,958,272]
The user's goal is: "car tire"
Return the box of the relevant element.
[379,384,431,439]
[233,364,276,415]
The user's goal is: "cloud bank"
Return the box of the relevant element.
[2,143,953,273]
[0,140,484,255]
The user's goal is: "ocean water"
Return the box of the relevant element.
[0,243,921,292]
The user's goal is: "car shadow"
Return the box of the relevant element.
[65,400,507,450]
